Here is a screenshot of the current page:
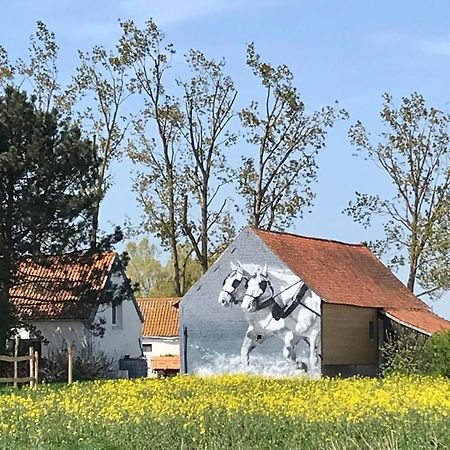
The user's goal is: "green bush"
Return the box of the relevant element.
[380,327,430,376]
[426,330,450,377]
[40,343,115,382]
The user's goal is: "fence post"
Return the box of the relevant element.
[13,338,19,388]
[68,345,73,385]
[34,351,39,389]
[29,347,34,389]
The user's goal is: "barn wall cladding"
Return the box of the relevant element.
[180,226,450,377]
[180,228,321,376]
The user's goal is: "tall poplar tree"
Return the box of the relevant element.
[346,93,450,297]
[239,43,346,230]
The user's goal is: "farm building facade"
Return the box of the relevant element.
[137,297,180,377]
[10,252,143,372]
[180,227,450,377]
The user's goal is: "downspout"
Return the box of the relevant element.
[182,326,188,374]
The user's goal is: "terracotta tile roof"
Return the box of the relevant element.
[384,308,450,336]
[10,252,116,321]
[137,297,180,337]
[253,228,450,335]
[254,228,427,309]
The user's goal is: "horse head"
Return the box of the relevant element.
[218,261,250,307]
[241,264,274,312]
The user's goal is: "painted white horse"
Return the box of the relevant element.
[218,262,321,372]
[240,264,321,372]
[217,261,251,308]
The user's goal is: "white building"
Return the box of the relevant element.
[137,297,180,376]
[10,252,143,373]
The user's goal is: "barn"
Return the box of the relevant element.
[180,226,450,377]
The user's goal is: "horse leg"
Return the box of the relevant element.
[283,331,302,368]
[241,327,258,366]
[308,328,321,373]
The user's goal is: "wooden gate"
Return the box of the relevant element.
[0,345,39,389]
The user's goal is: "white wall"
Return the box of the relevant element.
[18,321,88,358]
[91,267,143,364]
[180,227,321,376]
[142,337,179,376]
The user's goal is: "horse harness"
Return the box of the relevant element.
[248,276,321,320]
[221,270,248,305]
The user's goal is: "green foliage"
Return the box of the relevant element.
[239,43,347,231]
[426,330,450,377]
[346,93,450,295]
[41,344,114,382]
[125,239,202,297]
[0,86,99,350]
[125,238,169,296]
[380,327,430,376]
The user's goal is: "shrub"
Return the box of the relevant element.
[426,330,450,377]
[380,327,430,376]
[40,343,115,382]
[73,344,115,380]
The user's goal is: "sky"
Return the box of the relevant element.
[1,0,450,318]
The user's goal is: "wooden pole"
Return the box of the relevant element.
[67,345,73,385]
[34,351,39,389]
[29,347,34,389]
[13,338,19,388]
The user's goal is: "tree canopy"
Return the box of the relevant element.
[0,87,99,350]
[346,93,450,297]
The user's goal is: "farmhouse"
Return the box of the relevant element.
[180,226,450,377]
[10,252,143,373]
[137,297,180,376]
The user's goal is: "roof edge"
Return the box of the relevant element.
[250,226,368,249]
[382,310,432,336]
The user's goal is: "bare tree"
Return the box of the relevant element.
[118,19,189,295]
[0,21,62,113]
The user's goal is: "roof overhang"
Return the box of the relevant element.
[381,310,432,336]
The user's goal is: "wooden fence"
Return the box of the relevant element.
[0,341,39,389]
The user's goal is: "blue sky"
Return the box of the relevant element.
[2,1,450,318]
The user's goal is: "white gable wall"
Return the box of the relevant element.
[180,227,319,376]
[92,268,142,363]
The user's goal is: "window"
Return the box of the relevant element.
[369,321,375,341]
[112,303,123,328]
[142,344,153,353]
[112,305,117,324]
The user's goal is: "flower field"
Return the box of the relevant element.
[0,375,449,449]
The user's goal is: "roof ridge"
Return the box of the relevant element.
[251,226,367,248]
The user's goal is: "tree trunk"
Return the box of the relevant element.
[406,265,417,293]
[90,202,99,250]
[200,184,208,273]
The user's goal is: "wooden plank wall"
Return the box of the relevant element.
[322,303,379,365]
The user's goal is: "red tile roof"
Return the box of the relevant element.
[137,297,180,337]
[384,308,450,336]
[10,252,116,321]
[253,228,450,335]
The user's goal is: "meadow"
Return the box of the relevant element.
[0,374,449,450]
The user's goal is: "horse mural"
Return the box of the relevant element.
[218,262,321,373]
